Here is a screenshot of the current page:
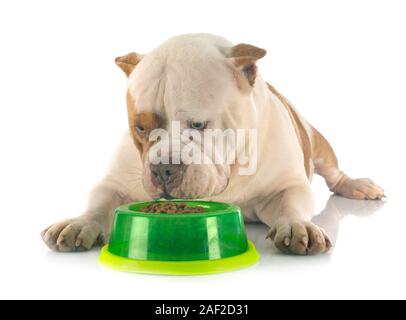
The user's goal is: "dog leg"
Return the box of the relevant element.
[257,184,332,255]
[41,180,128,252]
[311,127,385,200]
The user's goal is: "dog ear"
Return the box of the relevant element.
[225,43,267,86]
[115,52,143,77]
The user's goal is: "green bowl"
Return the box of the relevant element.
[99,200,259,275]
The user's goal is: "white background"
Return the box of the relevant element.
[0,0,405,300]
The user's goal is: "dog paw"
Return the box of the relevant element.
[333,178,385,200]
[41,217,106,252]
[267,217,332,255]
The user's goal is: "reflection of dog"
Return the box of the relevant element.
[246,195,385,254]
[312,195,386,247]
[41,34,385,255]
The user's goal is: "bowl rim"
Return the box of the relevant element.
[116,200,241,217]
[99,241,259,275]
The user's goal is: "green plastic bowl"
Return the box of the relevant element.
[99,200,259,275]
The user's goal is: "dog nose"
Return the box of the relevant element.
[151,164,178,183]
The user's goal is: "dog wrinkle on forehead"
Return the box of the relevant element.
[130,78,166,115]
[164,77,234,120]
[171,105,220,122]
[129,42,236,117]
[129,55,167,114]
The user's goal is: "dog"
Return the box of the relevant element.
[41,34,385,255]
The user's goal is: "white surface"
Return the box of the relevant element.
[0,0,405,300]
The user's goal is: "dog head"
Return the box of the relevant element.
[116,34,266,199]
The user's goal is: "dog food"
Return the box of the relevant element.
[139,202,205,214]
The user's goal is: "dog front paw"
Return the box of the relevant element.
[267,217,332,255]
[41,217,106,252]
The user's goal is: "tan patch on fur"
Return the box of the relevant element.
[238,62,258,86]
[116,52,142,77]
[310,126,345,191]
[267,83,312,178]
[228,43,266,87]
[228,43,267,60]
[126,91,164,158]
[311,127,338,173]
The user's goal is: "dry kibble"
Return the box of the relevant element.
[139,202,205,214]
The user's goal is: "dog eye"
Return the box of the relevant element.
[190,121,207,130]
[135,125,145,133]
